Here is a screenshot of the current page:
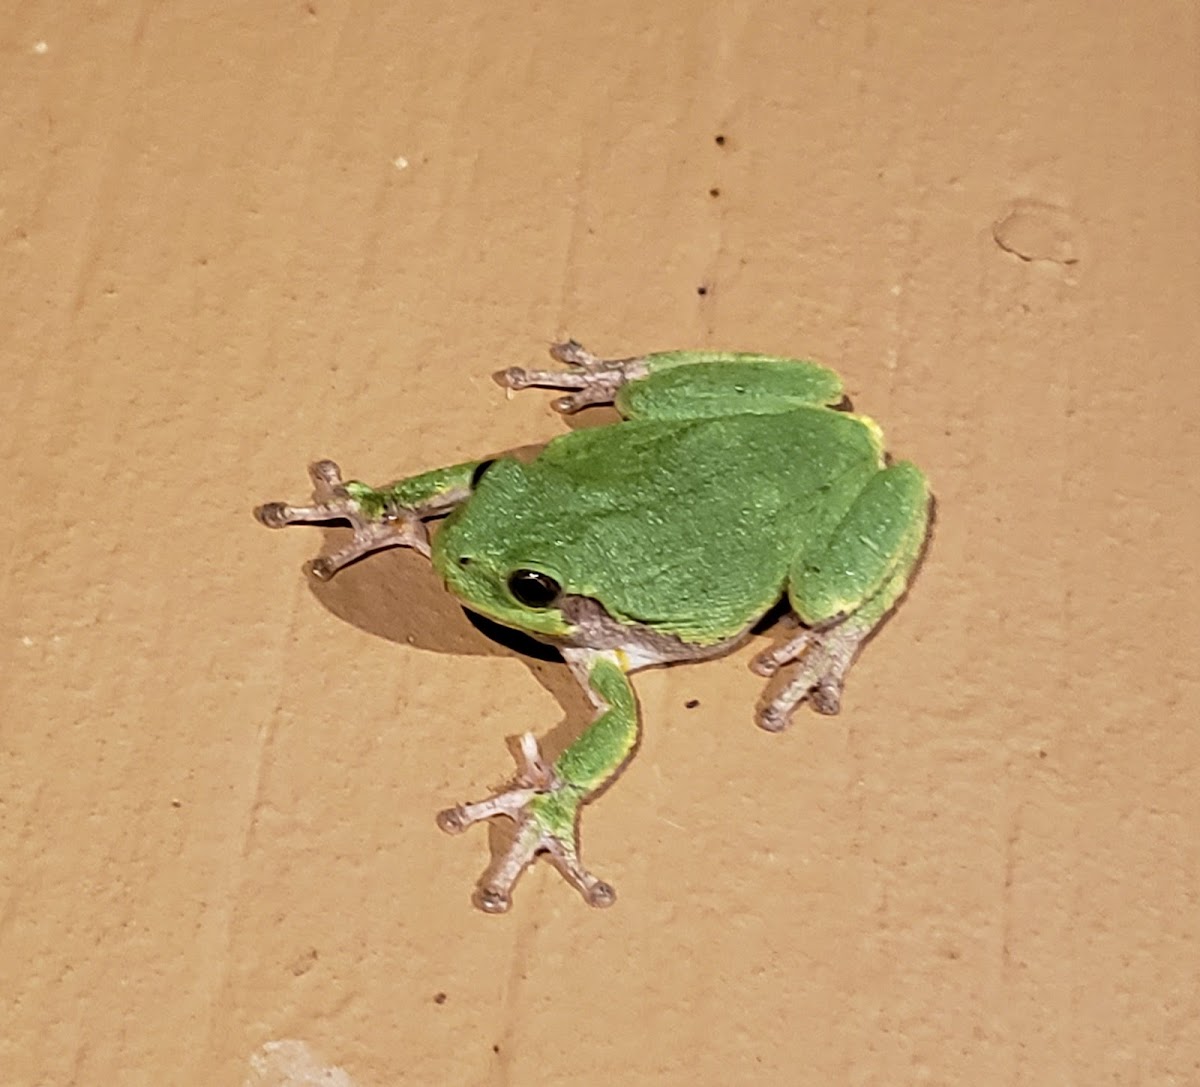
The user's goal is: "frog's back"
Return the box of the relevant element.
[519,406,884,641]
[534,404,882,519]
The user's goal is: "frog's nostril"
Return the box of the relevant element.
[458,556,472,566]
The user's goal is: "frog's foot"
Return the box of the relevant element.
[751,619,870,730]
[436,732,616,913]
[254,460,430,580]
[495,340,650,413]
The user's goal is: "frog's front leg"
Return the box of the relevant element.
[754,461,931,730]
[255,458,481,580]
[498,340,651,412]
[499,340,843,416]
[436,648,638,913]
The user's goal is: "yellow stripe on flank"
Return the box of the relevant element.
[847,412,885,457]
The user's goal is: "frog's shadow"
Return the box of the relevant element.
[309,543,559,664]
[302,430,621,750]
[306,540,605,880]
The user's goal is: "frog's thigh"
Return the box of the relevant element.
[788,461,930,626]
[616,357,843,420]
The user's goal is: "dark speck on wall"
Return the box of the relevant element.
[433,991,447,1005]
[685,699,700,709]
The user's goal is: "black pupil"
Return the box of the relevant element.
[507,569,561,608]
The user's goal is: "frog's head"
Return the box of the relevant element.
[431,459,574,638]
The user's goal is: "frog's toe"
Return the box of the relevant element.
[812,678,843,715]
[755,624,867,729]
[757,701,792,733]
[438,735,614,912]
[472,876,615,915]
[586,880,618,908]
[253,460,351,528]
[307,458,345,491]
[306,556,339,582]
[435,787,537,833]
[255,460,432,575]
[474,886,514,914]
[757,675,844,731]
[749,631,812,677]
[254,501,293,529]
[464,809,616,914]
[548,339,600,367]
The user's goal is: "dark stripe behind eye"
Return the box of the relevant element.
[471,459,498,488]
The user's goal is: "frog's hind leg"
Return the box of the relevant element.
[754,461,930,730]
[436,731,618,912]
[436,648,640,913]
[498,341,844,418]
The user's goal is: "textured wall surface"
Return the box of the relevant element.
[2,3,1197,1084]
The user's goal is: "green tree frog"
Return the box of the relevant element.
[256,342,931,913]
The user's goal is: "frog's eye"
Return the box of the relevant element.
[507,569,562,609]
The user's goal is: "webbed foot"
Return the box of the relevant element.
[436,733,617,913]
[495,340,650,413]
[254,460,430,579]
[751,620,869,730]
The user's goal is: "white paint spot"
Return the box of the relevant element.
[20,635,34,647]
[392,155,409,170]
[33,41,48,54]
[889,284,902,296]
[244,1040,358,1087]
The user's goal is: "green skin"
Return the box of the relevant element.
[256,343,930,913]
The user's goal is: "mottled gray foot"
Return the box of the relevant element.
[751,620,869,730]
[254,460,429,580]
[436,733,616,914]
[495,340,650,413]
